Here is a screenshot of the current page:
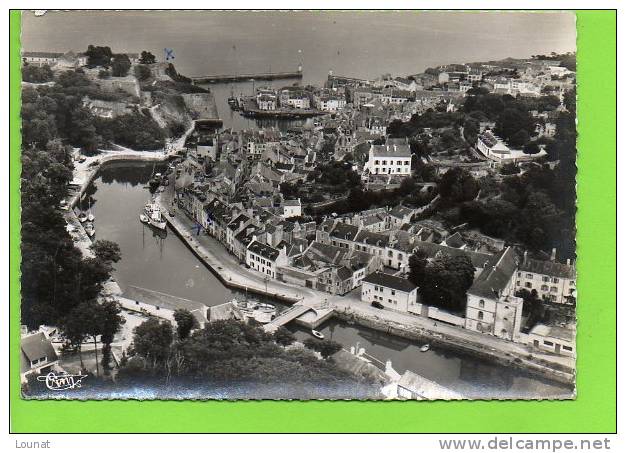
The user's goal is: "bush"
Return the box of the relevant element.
[22,64,54,83]
[303,338,343,359]
[273,327,296,347]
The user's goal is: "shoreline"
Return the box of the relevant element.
[153,179,574,387]
[71,155,573,388]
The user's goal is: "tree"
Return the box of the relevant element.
[495,108,536,144]
[173,309,196,340]
[64,300,105,377]
[273,326,296,346]
[111,54,131,77]
[303,338,343,359]
[411,253,475,312]
[132,318,174,364]
[85,45,113,67]
[22,65,54,83]
[134,64,152,82]
[408,250,428,287]
[523,142,541,155]
[438,167,479,203]
[139,51,156,65]
[90,240,121,265]
[100,300,125,373]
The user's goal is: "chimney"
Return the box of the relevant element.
[550,248,557,262]
[523,250,528,264]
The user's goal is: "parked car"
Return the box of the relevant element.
[371,301,384,309]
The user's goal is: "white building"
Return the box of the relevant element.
[476,130,546,165]
[365,142,412,177]
[246,240,288,279]
[464,247,524,342]
[361,271,420,313]
[281,199,302,218]
[527,324,575,357]
[514,254,576,304]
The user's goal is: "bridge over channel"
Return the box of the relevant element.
[263,305,313,333]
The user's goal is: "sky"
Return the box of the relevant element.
[20,11,576,81]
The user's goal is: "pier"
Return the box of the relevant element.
[191,70,303,84]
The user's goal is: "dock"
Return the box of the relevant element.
[191,70,303,84]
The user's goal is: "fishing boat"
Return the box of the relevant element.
[77,212,88,223]
[311,329,324,340]
[149,172,162,191]
[420,344,430,352]
[86,199,95,222]
[142,201,167,230]
[84,222,95,238]
[233,299,277,324]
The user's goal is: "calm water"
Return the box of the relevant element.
[83,162,572,399]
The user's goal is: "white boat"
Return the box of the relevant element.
[84,222,95,237]
[233,299,277,324]
[77,212,88,223]
[87,213,95,222]
[312,330,324,340]
[143,201,167,230]
[420,344,430,352]
[139,214,149,223]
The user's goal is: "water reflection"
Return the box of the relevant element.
[90,162,573,399]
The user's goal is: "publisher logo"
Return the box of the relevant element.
[37,372,87,391]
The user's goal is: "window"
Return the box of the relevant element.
[479,299,485,308]
[517,272,521,277]
[563,346,573,351]
[552,277,559,283]
[516,280,521,286]
[391,290,396,296]
[501,329,507,336]
[542,276,550,282]
[388,250,393,257]
[526,273,534,279]
[541,285,548,291]
[478,311,484,320]
[503,317,508,322]
[570,280,575,286]
[375,160,380,165]
[544,340,554,346]
[525,282,532,289]
[551,287,558,293]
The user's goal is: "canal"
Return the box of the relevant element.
[82,161,573,399]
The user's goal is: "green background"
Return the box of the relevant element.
[9,10,616,433]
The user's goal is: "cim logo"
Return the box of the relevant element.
[37,372,87,391]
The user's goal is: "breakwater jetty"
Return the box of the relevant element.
[191,70,303,84]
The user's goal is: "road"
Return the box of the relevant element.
[157,180,575,376]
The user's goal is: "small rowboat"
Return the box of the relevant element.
[139,214,149,223]
[420,344,430,352]
[312,330,324,340]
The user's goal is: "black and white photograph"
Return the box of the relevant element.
[19,10,577,400]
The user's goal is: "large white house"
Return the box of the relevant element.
[361,271,419,313]
[365,142,412,177]
[464,247,524,342]
[246,240,288,279]
[476,130,546,165]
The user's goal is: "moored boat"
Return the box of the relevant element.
[312,329,324,340]
[420,344,430,352]
[84,222,95,237]
[78,212,88,223]
[143,201,167,230]
[233,299,277,324]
